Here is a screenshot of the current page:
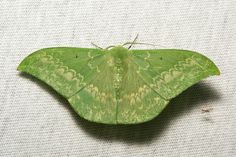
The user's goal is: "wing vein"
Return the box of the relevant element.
[129,56,169,101]
[67,55,106,99]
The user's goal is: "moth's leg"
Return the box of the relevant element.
[91,42,104,49]
[123,42,167,49]
[122,34,139,49]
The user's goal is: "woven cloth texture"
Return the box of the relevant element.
[0,1,235,156]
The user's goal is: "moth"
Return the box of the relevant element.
[17,40,220,124]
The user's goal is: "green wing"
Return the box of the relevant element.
[116,49,219,124]
[131,49,220,100]
[68,58,118,124]
[18,47,117,124]
[117,59,169,124]
[18,47,105,98]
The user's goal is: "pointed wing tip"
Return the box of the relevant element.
[17,59,27,72]
[210,63,221,76]
[215,67,221,75]
[17,62,23,71]
[215,69,221,76]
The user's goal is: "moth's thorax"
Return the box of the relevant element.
[108,46,129,70]
[110,46,129,60]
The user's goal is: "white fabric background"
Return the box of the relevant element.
[0,0,235,156]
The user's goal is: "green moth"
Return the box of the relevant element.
[17,43,220,124]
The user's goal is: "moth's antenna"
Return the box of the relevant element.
[122,34,167,49]
[105,45,116,49]
[127,34,139,49]
[91,42,103,49]
[123,42,167,48]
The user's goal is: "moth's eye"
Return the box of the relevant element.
[75,55,78,58]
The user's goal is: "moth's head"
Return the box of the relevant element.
[110,45,129,60]
[110,45,127,51]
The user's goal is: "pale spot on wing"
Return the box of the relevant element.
[154,97,161,103]
[88,62,95,69]
[85,84,115,104]
[56,67,65,75]
[144,51,150,60]
[88,51,93,59]
[107,58,114,66]
[122,85,151,104]
[76,95,80,100]
[32,53,86,97]
[96,66,101,73]
[64,70,76,81]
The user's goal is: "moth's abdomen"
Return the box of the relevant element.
[113,58,123,90]
[108,46,130,91]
